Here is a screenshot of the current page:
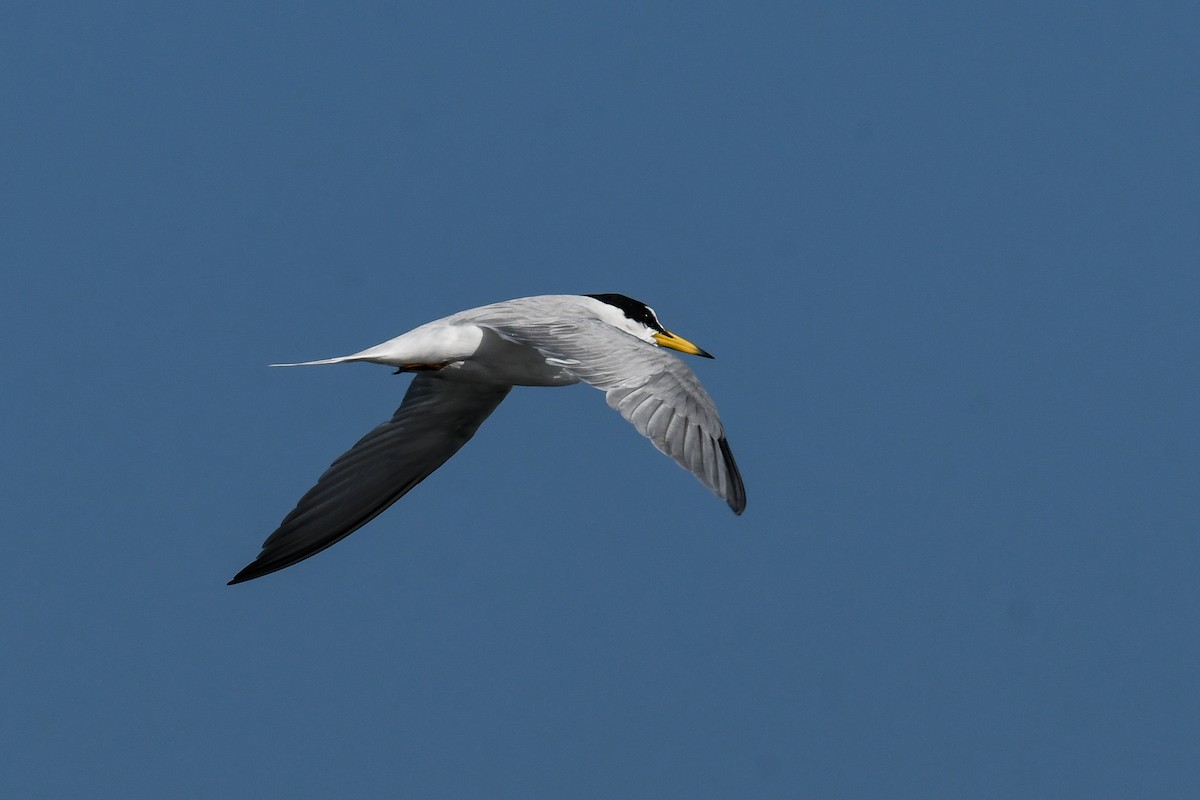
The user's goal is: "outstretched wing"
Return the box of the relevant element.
[487,319,745,514]
[230,375,510,584]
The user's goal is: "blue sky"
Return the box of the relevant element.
[2,2,1198,797]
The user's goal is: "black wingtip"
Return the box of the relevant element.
[227,560,274,585]
[227,568,253,586]
[719,437,746,515]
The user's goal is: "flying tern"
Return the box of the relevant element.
[229,293,745,584]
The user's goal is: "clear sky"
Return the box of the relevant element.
[2,2,1197,797]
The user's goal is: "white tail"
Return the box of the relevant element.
[269,355,365,367]
[266,328,437,369]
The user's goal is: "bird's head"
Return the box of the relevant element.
[585,293,714,358]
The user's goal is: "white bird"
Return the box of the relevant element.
[229,294,745,584]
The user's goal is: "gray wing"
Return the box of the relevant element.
[230,375,510,584]
[489,319,746,514]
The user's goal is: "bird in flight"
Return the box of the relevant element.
[229,294,745,584]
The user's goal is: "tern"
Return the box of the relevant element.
[229,294,745,584]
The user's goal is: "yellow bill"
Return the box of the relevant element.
[653,331,714,359]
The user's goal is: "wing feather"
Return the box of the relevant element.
[486,318,745,514]
[230,375,510,584]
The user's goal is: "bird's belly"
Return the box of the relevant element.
[442,329,581,386]
[443,357,579,386]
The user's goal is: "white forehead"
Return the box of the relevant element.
[584,295,661,340]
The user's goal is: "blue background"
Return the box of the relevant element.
[3,2,1197,797]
